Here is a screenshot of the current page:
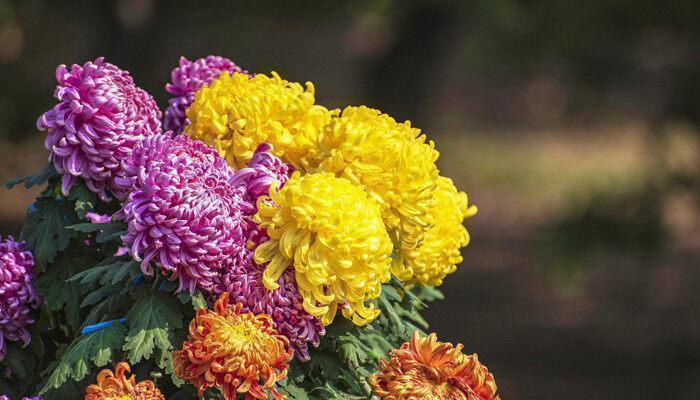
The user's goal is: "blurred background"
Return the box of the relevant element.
[1,0,699,398]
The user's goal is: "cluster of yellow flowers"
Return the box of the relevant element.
[254,172,393,326]
[186,71,476,326]
[187,71,334,170]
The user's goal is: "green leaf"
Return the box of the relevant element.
[2,343,27,378]
[123,290,183,366]
[40,323,127,393]
[68,258,138,286]
[280,383,312,400]
[81,284,121,307]
[67,220,126,243]
[177,290,207,311]
[65,182,97,219]
[36,251,90,331]
[4,163,57,189]
[412,284,444,303]
[21,196,79,267]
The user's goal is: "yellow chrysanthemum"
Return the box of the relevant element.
[395,176,477,286]
[173,293,292,400]
[84,362,165,400]
[185,71,335,170]
[370,331,500,400]
[310,106,440,272]
[254,171,393,326]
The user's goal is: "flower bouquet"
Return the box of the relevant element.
[1,55,499,400]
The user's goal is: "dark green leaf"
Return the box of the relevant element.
[4,163,57,189]
[36,252,90,331]
[67,220,126,243]
[21,197,79,267]
[123,290,183,366]
[68,258,138,286]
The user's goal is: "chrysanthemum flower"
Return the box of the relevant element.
[164,55,249,135]
[84,362,165,400]
[213,144,325,361]
[311,106,440,279]
[254,172,393,326]
[396,177,477,286]
[37,57,161,201]
[0,236,40,360]
[185,71,335,170]
[173,293,292,400]
[370,332,500,400]
[120,133,245,293]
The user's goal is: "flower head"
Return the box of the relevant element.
[395,177,477,286]
[37,57,161,201]
[186,71,335,170]
[0,236,40,360]
[0,396,41,400]
[370,332,500,400]
[173,293,292,400]
[312,106,440,278]
[213,144,325,361]
[120,133,245,292]
[164,55,249,135]
[84,362,165,400]
[254,172,393,326]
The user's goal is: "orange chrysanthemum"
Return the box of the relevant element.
[84,362,165,400]
[173,293,293,400]
[370,332,500,400]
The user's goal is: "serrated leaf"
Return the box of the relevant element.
[412,284,444,302]
[81,284,121,308]
[36,252,89,331]
[280,383,312,400]
[69,258,138,286]
[67,220,126,243]
[4,163,57,189]
[40,323,126,393]
[123,291,183,366]
[81,287,132,327]
[21,197,79,267]
[65,182,96,219]
[177,290,207,311]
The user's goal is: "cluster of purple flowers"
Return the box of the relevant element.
[164,56,248,135]
[120,132,246,293]
[0,396,42,400]
[37,58,162,201]
[0,236,40,360]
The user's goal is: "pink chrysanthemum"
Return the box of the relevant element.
[0,237,40,361]
[164,56,249,135]
[37,57,162,201]
[120,133,245,293]
[213,144,324,361]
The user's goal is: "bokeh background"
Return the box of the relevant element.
[1,0,699,398]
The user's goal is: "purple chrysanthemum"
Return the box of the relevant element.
[0,237,40,361]
[120,133,245,293]
[37,57,162,201]
[213,144,325,361]
[164,56,249,135]
[0,396,42,400]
